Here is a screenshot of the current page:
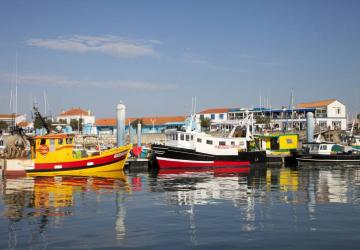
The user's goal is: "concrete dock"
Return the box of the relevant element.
[125,158,149,172]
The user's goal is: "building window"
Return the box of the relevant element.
[58,139,63,145]
[231,141,235,146]
[219,141,226,146]
[197,138,202,143]
[211,114,215,120]
[336,108,341,114]
[200,114,204,120]
[206,140,213,145]
[180,134,184,141]
[219,114,224,119]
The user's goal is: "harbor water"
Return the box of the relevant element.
[1,165,360,249]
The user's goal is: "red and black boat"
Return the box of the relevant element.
[151,128,266,169]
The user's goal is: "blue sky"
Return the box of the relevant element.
[0,0,359,118]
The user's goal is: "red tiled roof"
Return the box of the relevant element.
[95,116,186,127]
[199,108,229,114]
[58,108,90,117]
[296,99,337,109]
[17,121,31,128]
[95,118,117,126]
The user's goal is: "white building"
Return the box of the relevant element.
[196,108,229,131]
[296,99,347,130]
[0,114,27,128]
[196,99,347,131]
[56,108,95,125]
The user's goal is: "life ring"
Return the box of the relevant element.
[39,144,49,155]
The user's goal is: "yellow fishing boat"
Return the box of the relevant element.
[26,133,131,176]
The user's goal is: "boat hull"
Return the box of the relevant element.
[296,153,360,165]
[26,144,132,176]
[151,144,266,169]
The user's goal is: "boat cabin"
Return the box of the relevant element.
[256,134,298,155]
[31,134,77,162]
[301,142,344,155]
[351,136,360,150]
[165,129,252,156]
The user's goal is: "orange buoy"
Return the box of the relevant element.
[39,144,49,155]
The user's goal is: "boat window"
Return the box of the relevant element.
[191,135,194,140]
[180,134,184,141]
[219,141,226,146]
[40,139,46,145]
[58,138,63,145]
[66,138,73,144]
[186,135,190,141]
[231,141,235,146]
[0,140,3,146]
[175,134,178,140]
[321,145,327,150]
[206,140,213,145]
[50,139,55,152]
[197,138,202,143]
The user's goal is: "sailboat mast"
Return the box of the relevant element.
[44,90,47,116]
[15,51,18,116]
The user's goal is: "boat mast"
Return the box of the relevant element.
[15,51,18,116]
[290,88,294,130]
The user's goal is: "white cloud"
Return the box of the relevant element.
[27,35,161,58]
[0,73,176,91]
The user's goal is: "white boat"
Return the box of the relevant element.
[296,142,360,165]
[151,112,266,169]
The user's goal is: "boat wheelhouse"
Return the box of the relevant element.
[350,135,360,150]
[255,133,299,165]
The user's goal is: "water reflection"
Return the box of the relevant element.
[1,171,130,249]
[1,166,360,249]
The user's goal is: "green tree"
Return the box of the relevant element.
[70,118,83,132]
[130,119,143,129]
[34,116,52,130]
[200,117,211,131]
[0,121,8,131]
[58,119,67,124]
[255,116,271,125]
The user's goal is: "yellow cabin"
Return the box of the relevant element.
[256,134,299,156]
[31,134,77,163]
